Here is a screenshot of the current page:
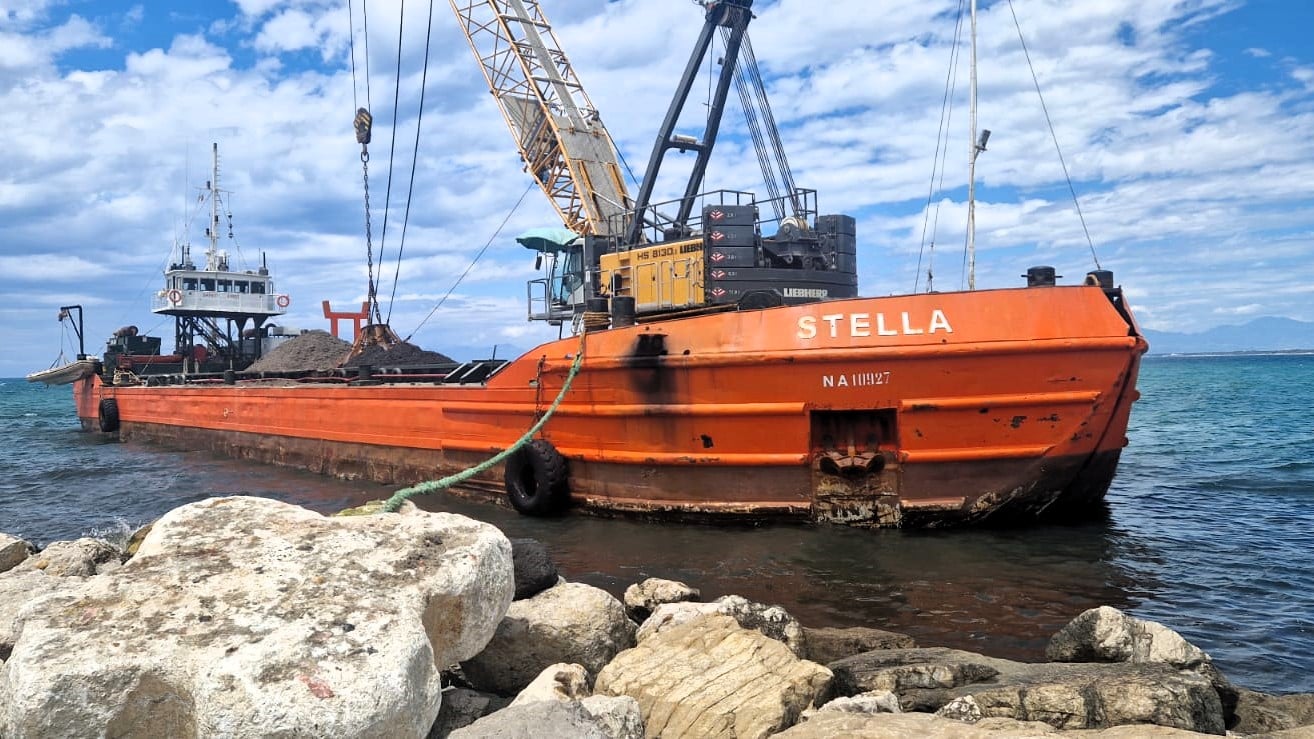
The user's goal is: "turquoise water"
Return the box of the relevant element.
[1,354,1311,694]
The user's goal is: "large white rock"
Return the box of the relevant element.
[10,537,120,577]
[622,577,700,621]
[0,534,32,574]
[510,663,591,706]
[1,496,514,739]
[462,582,636,695]
[1047,606,1210,668]
[0,571,69,657]
[450,695,644,739]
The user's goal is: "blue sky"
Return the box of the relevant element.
[2,0,1312,377]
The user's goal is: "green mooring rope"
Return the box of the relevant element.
[380,332,587,513]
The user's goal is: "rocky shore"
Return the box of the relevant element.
[2,497,1311,738]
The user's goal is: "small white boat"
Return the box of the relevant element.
[27,358,98,385]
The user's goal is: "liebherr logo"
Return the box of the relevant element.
[782,288,828,299]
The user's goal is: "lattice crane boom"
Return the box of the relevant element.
[449,0,631,236]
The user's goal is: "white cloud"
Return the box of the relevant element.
[1,0,1313,376]
[0,254,114,280]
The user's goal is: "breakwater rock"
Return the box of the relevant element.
[2,496,1313,738]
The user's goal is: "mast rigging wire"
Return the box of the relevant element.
[1006,0,1101,269]
[915,0,967,293]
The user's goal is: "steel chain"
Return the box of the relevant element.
[360,147,383,325]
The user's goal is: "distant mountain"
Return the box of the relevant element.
[1142,317,1314,355]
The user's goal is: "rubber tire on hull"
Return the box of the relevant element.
[98,398,120,433]
[504,440,569,516]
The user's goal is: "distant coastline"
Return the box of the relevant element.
[1142,316,1314,356]
[1148,349,1314,358]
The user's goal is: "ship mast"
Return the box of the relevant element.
[206,142,222,271]
[967,0,978,291]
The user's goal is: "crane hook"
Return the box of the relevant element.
[354,108,373,146]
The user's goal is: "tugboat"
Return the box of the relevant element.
[106,143,289,383]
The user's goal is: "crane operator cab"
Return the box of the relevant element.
[518,228,588,326]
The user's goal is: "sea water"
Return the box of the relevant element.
[1,353,1311,694]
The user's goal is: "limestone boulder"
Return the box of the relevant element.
[936,695,984,723]
[829,647,1006,698]
[596,612,833,738]
[450,695,643,739]
[1,496,514,739]
[0,664,8,737]
[11,537,121,577]
[636,594,805,657]
[806,691,901,719]
[803,625,916,664]
[426,688,508,739]
[462,582,635,695]
[0,570,75,658]
[0,534,33,574]
[1047,606,1207,667]
[775,712,1214,738]
[830,647,1226,734]
[509,538,558,601]
[622,577,700,621]
[1047,606,1237,717]
[510,663,591,706]
[1230,689,1314,734]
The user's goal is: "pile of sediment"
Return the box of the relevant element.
[342,340,455,368]
[247,330,352,373]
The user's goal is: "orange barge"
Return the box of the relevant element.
[71,283,1145,528]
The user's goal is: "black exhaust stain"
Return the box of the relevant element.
[624,333,674,401]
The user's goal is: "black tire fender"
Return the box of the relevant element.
[98,397,120,433]
[504,439,570,516]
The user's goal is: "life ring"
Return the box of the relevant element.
[167,289,182,304]
[504,439,570,516]
[276,295,291,308]
[98,398,120,433]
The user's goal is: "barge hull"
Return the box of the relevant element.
[74,286,1147,527]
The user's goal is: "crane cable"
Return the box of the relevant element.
[376,0,407,322]
[386,0,437,325]
[349,0,383,325]
[404,182,536,342]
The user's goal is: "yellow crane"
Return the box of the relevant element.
[451,0,858,325]
[448,0,631,237]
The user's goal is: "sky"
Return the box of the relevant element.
[2,0,1312,377]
